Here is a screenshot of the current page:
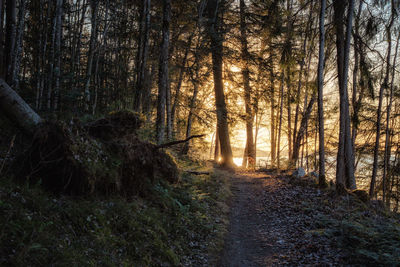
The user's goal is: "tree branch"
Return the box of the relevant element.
[156,134,205,149]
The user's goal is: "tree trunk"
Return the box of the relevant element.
[134,0,151,112]
[206,0,233,167]
[53,0,63,111]
[292,92,316,165]
[333,0,356,192]
[11,0,26,90]
[293,1,314,154]
[317,0,326,187]
[171,34,192,136]
[4,0,16,85]
[84,0,98,112]
[277,73,284,169]
[0,79,42,134]
[156,0,171,144]
[0,0,4,78]
[181,78,199,155]
[370,6,394,198]
[240,0,255,168]
[382,14,398,204]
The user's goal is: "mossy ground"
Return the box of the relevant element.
[0,158,230,266]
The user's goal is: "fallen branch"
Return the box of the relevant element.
[186,170,210,175]
[156,134,206,149]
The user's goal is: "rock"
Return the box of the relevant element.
[292,167,306,178]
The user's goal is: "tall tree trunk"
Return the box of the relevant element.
[287,67,292,163]
[317,0,326,187]
[382,14,398,205]
[334,0,356,192]
[370,5,394,198]
[11,0,26,90]
[84,0,98,112]
[181,78,199,155]
[0,0,4,78]
[171,34,192,136]
[156,0,171,144]
[134,0,151,112]
[293,1,314,154]
[53,0,63,111]
[277,73,284,169]
[206,0,233,166]
[240,0,255,168]
[4,0,16,85]
[269,49,276,166]
[351,1,363,150]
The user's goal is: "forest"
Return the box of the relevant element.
[0,0,400,265]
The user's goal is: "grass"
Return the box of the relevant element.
[0,158,231,266]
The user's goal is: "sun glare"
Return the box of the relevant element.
[230,65,241,72]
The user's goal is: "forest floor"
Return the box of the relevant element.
[218,169,400,266]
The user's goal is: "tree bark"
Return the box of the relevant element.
[4,0,16,85]
[134,0,151,112]
[53,0,63,110]
[206,0,233,167]
[156,0,171,144]
[0,79,42,134]
[11,0,26,90]
[370,5,394,198]
[84,0,98,112]
[317,0,326,187]
[277,73,284,169]
[171,34,192,136]
[181,77,199,155]
[333,0,356,192]
[240,0,255,168]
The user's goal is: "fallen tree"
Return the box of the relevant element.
[0,79,179,197]
[0,79,43,134]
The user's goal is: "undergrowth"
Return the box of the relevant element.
[305,188,400,266]
[0,158,230,266]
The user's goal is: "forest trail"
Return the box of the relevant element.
[219,170,343,266]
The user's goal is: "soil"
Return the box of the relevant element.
[219,170,344,266]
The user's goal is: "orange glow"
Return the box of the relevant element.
[230,65,241,72]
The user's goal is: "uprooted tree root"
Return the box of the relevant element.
[14,110,179,197]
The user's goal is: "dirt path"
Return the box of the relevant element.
[219,170,343,266]
[219,171,275,266]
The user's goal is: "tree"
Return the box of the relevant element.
[134,0,151,112]
[156,0,171,144]
[4,0,16,85]
[0,79,42,134]
[317,0,326,187]
[333,0,356,192]
[240,0,255,168]
[370,0,395,198]
[206,0,233,167]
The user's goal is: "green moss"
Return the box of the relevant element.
[0,158,230,266]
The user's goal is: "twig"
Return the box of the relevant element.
[156,134,206,149]
[186,170,210,175]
